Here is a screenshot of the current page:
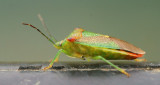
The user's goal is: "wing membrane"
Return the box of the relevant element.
[76,31,145,54]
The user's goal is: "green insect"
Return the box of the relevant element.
[22,17,145,77]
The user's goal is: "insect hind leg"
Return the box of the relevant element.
[93,56,130,77]
[134,59,147,62]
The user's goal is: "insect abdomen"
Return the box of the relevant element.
[84,46,142,60]
[62,41,143,60]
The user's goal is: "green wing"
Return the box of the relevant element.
[75,31,145,54]
[76,33,120,49]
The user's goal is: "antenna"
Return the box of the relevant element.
[38,14,57,43]
[22,23,55,45]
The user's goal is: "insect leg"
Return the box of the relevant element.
[134,59,147,62]
[93,56,130,77]
[49,56,59,63]
[43,49,63,71]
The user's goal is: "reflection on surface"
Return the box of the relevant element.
[0,70,160,85]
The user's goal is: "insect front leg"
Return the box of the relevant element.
[43,49,63,71]
[93,56,130,77]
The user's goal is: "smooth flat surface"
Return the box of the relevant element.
[0,62,160,85]
[0,70,160,85]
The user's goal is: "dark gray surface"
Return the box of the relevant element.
[0,62,160,85]
[0,69,160,85]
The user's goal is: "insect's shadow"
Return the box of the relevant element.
[49,63,147,78]
[59,70,121,77]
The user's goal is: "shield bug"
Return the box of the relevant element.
[22,16,145,77]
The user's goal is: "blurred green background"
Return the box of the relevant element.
[0,0,159,62]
